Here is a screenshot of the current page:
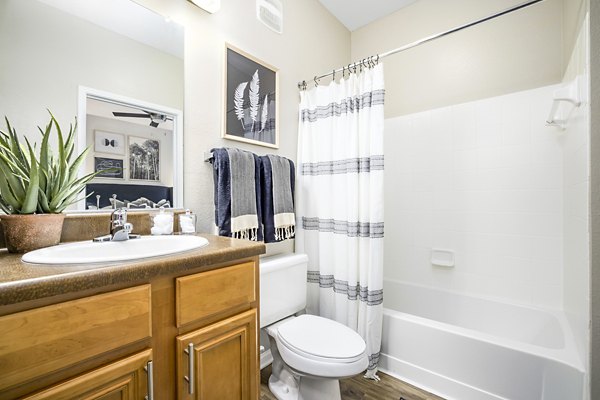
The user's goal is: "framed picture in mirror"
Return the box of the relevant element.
[94,157,124,179]
[94,130,125,155]
[129,136,160,181]
[223,43,279,148]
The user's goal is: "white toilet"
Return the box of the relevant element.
[260,253,368,400]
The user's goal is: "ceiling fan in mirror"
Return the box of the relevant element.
[112,110,173,128]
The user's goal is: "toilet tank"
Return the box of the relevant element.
[259,253,308,328]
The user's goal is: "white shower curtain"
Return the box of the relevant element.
[296,64,384,378]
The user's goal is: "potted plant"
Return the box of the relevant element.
[0,111,97,253]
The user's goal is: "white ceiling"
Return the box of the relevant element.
[318,0,418,31]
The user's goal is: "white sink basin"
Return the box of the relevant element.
[22,235,209,265]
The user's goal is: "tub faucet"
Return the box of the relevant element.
[93,208,139,242]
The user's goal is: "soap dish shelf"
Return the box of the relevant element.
[431,249,455,268]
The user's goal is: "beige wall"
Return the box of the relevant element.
[563,0,587,68]
[351,0,563,118]
[135,0,350,233]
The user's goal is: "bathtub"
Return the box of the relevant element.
[379,280,584,400]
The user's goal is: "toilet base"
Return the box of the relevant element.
[268,373,299,400]
[266,326,343,400]
[268,372,341,400]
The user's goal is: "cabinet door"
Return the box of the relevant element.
[23,349,153,400]
[176,309,258,400]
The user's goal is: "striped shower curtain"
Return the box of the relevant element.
[296,64,385,378]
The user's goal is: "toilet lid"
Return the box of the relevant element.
[277,315,366,362]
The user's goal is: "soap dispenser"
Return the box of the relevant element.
[151,207,173,235]
[179,209,197,234]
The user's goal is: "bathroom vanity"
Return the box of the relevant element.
[0,234,264,400]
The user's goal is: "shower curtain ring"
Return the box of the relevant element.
[332,69,336,81]
[376,54,380,64]
[314,76,319,87]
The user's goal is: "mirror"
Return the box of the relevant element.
[79,89,183,210]
[0,0,184,210]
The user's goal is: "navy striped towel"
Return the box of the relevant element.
[260,154,295,242]
[211,148,263,241]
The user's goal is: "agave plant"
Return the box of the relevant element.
[0,112,98,214]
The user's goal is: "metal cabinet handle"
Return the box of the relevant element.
[184,343,195,395]
[144,360,154,400]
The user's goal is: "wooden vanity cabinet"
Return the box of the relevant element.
[0,256,260,400]
[0,285,153,399]
[174,261,259,400]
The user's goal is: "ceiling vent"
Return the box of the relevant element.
[256,0,283,34]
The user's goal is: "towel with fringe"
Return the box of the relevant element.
[211,148,263,241]
[260,154,295,242]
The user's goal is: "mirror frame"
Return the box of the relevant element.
[76,86,184,211]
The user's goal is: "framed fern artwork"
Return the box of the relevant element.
[223,43,279,148]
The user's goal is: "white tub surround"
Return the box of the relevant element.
[384,84,564,309]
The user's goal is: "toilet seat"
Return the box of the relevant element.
[274,315,368,378]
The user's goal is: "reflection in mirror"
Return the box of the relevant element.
[0,0,184,211]
[81,92,182,210]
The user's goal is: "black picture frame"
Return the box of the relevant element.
[129,136,160,181]
[223,43,279,148]
[94,157,124,179]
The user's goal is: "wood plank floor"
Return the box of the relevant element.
[260,366,445,400]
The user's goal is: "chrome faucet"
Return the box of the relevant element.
[93,208,139,242]
[110,208,132,241]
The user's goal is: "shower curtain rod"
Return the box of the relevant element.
[297,0,544,89]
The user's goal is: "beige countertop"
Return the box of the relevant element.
[0,234,265,306]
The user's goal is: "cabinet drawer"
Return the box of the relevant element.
[23,349,153,400]
[176,262,257,327]
[0,285,151,390]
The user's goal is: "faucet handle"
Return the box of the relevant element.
[111,208,128,225]
[94,209,138,242]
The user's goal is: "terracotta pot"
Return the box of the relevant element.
[0,214,65,253]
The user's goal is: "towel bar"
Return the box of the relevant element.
[546,77,581,130]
